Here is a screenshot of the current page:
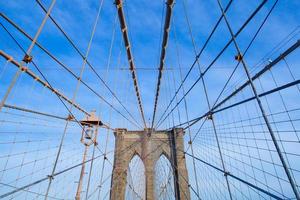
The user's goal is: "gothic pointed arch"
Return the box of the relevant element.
[125,154,146,200]
[154,154,175,200]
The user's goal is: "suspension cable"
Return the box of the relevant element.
[44,1,105,198]
[0,50,89,115]
[151,0,175,128]
[154,0,235,128]
[34,0,143,129]
[0,15,141,129]
[175,39,300,129]
[0,0,57,113]
[173,16,201,198]
[215,0,300,198]
[156,0,268,128]
[3,104,70,121]
[114,0,147,128]
[0,154,104,199]
[184,152,283,200]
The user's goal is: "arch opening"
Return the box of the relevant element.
[125,154,146,200]
[154,154,175,200]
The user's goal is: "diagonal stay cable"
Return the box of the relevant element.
[180,1,233,197]
[173,2,290,176]
[44,1,104,197]
[174,39,300,129]
[0,154,103,199]
[2,104,70,121]
[172,14,201,198]
[184,152,283,200]
[35,0,143,129]
[214,79,300,115]
[0,49,89,116]
[0,14,141,129]
[156,0,268,128]
[96,40,123,200]
[0,0,56,112]
[154,0,234,128]
[215,0,300,198]
[0,182,63,200]
[173,0,281,138]
[0,22,113,131]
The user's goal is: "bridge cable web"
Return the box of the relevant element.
[155,0,267,128]
[0,13,141,129]
[114,0,147,128]
[0,0,300,199]
[155,2,297,198]
[35,0,143,130]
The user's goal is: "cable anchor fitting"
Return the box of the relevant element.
[47,175,54,180]
[67,114,74,121]
[20,66,28,72]
[224,171,230,177]
[235,53,242,62]
[207,112,213,120]
[103,153,107,160]
[22,54,33,64]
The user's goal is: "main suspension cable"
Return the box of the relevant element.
[115,0,147,128]
[151,0,175,128]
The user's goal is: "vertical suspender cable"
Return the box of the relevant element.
[173,19,201,198]
[181,0,233,198]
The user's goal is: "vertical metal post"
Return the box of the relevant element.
[85,126,99,200]
[75,144,89,200]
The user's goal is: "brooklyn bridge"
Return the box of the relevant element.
[0,0,299,199]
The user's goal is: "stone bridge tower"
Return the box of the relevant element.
[110,128,190,200]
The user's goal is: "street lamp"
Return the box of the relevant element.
[75,111,102,200]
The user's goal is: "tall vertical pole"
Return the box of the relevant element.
[85,126,99,200]
[75,144,89,200]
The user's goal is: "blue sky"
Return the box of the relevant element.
[0,0,299,128]
[0,0,300,199]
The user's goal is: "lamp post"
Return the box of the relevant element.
[75,112,102,200]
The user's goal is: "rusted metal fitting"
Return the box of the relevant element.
[116,3,122,9]
[67,114,74,121]
[235,53,242,61]
[22,54,33,63]
[20,66,28,72]
[7,56,13,62]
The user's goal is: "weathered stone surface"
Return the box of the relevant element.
[110,128,190,200]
